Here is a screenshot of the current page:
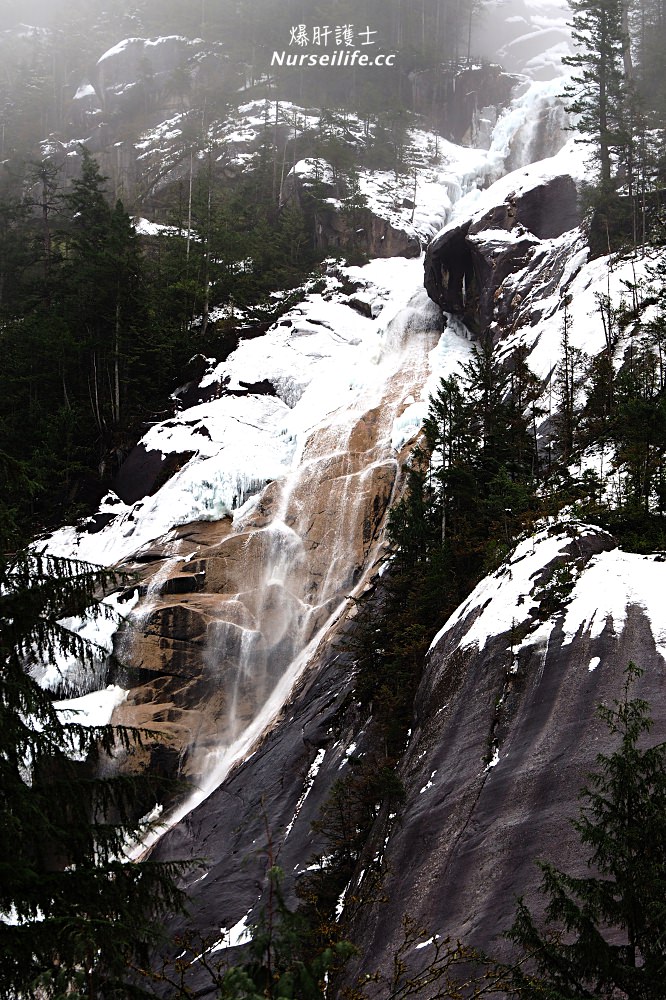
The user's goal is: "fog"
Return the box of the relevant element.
[0,0,57,29]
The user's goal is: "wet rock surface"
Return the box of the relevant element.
[148,522,666,997]
[111,323,439,789]
[424,174,579,334]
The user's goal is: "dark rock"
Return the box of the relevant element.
[468,228,539,335]
[160,573,206,595]
[145,603,207,646]
[424,174,579,334]
[347,296,374,318]
[492,229,588,344]
[83,511,117,534]
[409,64,521,142]
[112,445,195,505]
[234,379,277,397]
[314,202,421,259]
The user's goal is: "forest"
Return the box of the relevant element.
[2,0,666,996]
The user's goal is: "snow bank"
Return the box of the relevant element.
[47,255,470,566]
[430,522,666,668]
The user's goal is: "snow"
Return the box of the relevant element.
[73,83,97,101]
[441,132,587,242]
[430,525,576,653]
[281,120,494,247]
[97,35,189,64]
[135,114,185,153]
[32,589,139,695]
[498,244,663,385]
[212,911,252,952]
[98,38,136,62]
[283,748,326,841]
[54,685,128,728]
[338,741,357,769]
[335,881,351,921]
[293,157,335,186]
[430,522,666,669]
[419,770,437,794]
[560,550,666,657]
[415,935,439,951]
[132,217,182,237]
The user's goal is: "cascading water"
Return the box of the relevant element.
[128,286,473,857]
[487,78,572,181]
[114,72,583,853]
[41,31,579,860]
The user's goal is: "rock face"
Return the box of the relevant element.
[312,201,421,259]
[111,309,443,792]
[346,522,666,977]
[424,173,579,333]
[150,519,666,997]
[281,162,421,259]
[93,35,228,115]
[409,64,521,144]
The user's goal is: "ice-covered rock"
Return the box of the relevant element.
[425,165,579,332]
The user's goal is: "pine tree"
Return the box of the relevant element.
[563,0,631,191]
[554,300,588,460]
[612,343,666,513]
[508,664,666,998]
[60,149,146,449]
[0,548,184,998]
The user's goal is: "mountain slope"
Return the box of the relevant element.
[25,1,666,994]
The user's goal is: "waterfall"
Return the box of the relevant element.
[47,54,581,853]
[487,77,572,182]
[169,84,576,815]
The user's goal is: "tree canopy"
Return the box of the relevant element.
[0,547,184,998]
[508,664,666,998]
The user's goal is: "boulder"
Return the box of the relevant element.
[424,173,579,334]
[112,444,195,504]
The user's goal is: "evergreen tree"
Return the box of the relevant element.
[563,0,631,191]
[0,547,184,998]
[554,301,588,460]
[60,148,147,450]
[612,342,666,512]
[508,664,666,998]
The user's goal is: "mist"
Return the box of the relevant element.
[0,0,57,29]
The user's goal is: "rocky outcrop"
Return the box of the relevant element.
[149,521,666,996]
[282,161,421,259]
[93,35,230,115]
[424,173,579,333]
[410,64,521,144]
[312,202,421,258]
